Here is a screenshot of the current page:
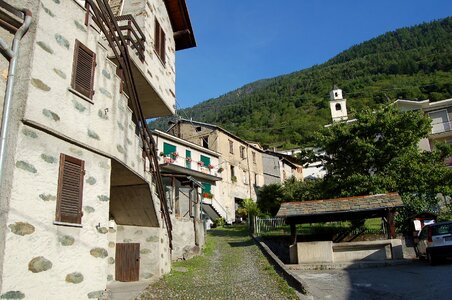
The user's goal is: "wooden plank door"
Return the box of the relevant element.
[115,243,140,282]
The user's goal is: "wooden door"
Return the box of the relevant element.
[115,243,140,282]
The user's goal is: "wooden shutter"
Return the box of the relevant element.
[55,154,85,224]
[154,19,166,64]
[72,40,96,99]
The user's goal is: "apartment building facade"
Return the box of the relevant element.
[0,0,195,298]
[168,119,265,223]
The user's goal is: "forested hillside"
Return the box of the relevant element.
[151,17,452,149]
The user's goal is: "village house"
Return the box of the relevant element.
[262,150,303,184]
[0,0,195,298]
[152,129,225,257]
[167,119,265,223]
[394,98,452,161]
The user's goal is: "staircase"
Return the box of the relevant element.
[84,0,172,247]
[201,197,230,223]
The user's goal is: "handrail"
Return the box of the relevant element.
[85,0,173,248]
[114,14,145,61]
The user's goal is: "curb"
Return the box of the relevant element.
[251,234,307,295]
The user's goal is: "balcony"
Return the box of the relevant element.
[431,121,452,136]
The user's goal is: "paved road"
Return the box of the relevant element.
[294,260,452,300]
[137,226,298,300]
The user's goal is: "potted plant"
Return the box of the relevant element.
[164,157,174,164]
[231,175,237,183]
[159,152,166,157]
[202,192,213,199]
[170,152,179,159]
[186,157,192,162]
[217,167,224,173]
[207,164,214,170]
[197,161,204,167]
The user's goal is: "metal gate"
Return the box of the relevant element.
[115,243,140,282]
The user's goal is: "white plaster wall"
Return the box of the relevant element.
[1,124,111,299]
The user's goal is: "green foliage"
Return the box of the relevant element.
[242,198,259,217]
[256,184,284,216]
[213,217,225,228]
[151,17,452,148]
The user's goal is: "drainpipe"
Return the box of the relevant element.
[0,7,32,185]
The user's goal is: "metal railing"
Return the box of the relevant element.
[84,0,172,248]
[255,217,286,236]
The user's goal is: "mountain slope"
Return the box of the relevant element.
[151,17,452,149]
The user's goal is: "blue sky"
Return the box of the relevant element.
[175,0,451,109]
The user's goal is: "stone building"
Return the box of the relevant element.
[0,0,195,298]
[152,129,224,258]
[167,119,265,223]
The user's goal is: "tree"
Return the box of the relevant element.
[296,106,452,228]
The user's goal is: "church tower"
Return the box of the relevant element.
[329,87,348,122]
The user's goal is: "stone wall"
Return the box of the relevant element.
[1,124,111,299]
[171,217,196,261]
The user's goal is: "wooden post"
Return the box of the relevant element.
[387,209,396,239]
[290,223,297,246]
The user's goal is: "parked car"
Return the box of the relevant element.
[415,221,452,265]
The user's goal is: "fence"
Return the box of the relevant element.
[254,217,286,236]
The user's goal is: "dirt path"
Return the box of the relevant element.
[137,226,298,300]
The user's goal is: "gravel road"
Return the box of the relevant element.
[137,226,298,300]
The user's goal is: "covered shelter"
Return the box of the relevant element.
[276,193,404,263]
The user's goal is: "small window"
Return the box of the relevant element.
[201,136,209,148]
[229,140,234,154]
[252,152,256,164]
[72,40,96,99]
[163,142,176,156]
[254,173,258,186]
[154,18,166,64]
[335,103,342,111]
[240,146,246,159]
[335,92,338,97]
[195,126,202,132]
[56,154,85,224]
[243,170,248,185]
[230,165,235,178]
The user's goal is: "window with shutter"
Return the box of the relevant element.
[55,154,85,224]
[72,40,96,99]
[154,19,166,65]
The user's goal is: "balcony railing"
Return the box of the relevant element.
[114,14,145,61]
[431,121,452,135]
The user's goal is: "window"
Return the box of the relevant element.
[195,126,202,132]
[200,155,210,168]
[201,136,209,148]
[252,152,256,164]
[243,170,248,185]
[163,142,176,156]
[230,165,236,182]
[335,103,342,111]
[154,18,166,64]
[240,146,246,159]
[185,150,191,168]
[229,140,234,154]
[72,40,96,99]
[254,173,258,186]
[55,154,85,224]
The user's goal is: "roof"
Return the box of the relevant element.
[276,193,403,223]
[160,163,222,183]
[163,0,196,50]
[169,118,264,153]
[152,129,220,157]
[393,98,452,111]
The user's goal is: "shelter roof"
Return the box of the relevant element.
[276,193,403,223]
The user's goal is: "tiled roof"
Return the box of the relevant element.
[276,193,403,218]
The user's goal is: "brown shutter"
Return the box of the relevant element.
[154,19,166,65]
[56,154,85,224]
[154,19,160,56]
[160,29,166,64]
[72,40,96,99]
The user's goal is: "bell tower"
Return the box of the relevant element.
[329,87,348,122]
